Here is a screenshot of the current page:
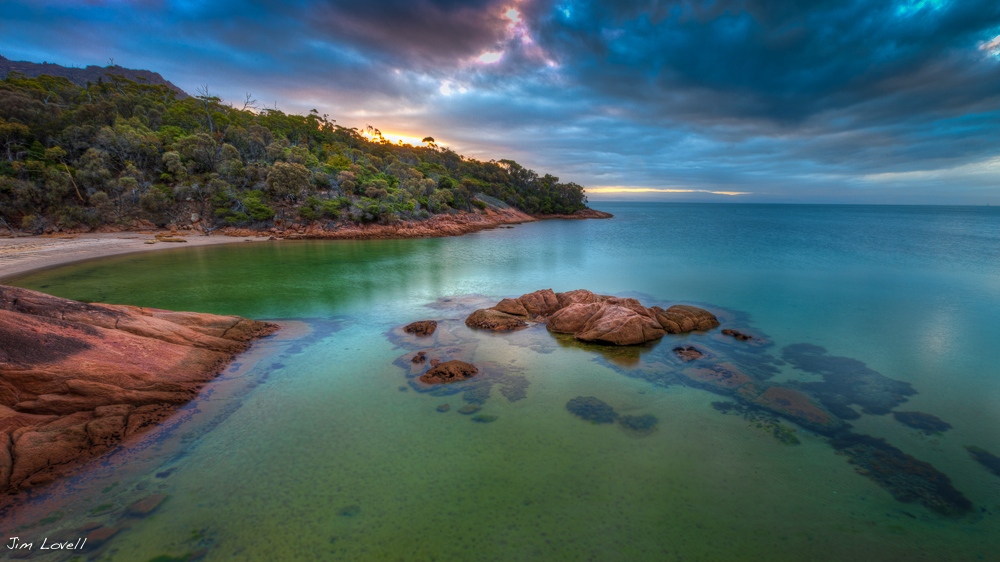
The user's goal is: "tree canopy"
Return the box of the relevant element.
[0,71,588,232]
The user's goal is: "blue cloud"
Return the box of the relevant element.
[2,0,999,203]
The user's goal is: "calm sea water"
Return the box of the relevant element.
[3,203,1000,561]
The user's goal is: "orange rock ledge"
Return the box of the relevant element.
[0,285,278,498]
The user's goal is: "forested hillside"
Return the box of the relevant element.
[0,71,588,234]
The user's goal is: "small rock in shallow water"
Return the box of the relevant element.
[458,405,482,415]
[404,320,437,336]
[722,329,753,341]
[419,360,478,384]
[436,404,450,413]
[472,414,498,423]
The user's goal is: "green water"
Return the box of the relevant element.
[3,203,999,561]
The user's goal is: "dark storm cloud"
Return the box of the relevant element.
[1,0,999,203]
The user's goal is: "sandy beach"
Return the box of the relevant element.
[0,232,263,282]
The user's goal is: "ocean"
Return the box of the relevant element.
[3,202,999,561]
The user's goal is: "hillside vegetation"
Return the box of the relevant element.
[0,71,588,234]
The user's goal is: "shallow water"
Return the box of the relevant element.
[3,203,1000,561]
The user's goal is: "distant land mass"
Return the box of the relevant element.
[0,54,188,98]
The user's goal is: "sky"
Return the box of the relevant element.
[2,0,1000,204]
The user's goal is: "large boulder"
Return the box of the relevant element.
[0,285,278,497]
[575,304,667,346]
[547,303,604,334]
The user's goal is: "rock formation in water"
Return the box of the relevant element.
[0,285,278,497]
[403,320,437,337]
[419,360,479,384]
[466,289,720,345]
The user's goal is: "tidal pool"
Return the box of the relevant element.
[3,203,999,561]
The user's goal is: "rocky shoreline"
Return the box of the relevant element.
[0,285,278,503]
[219,207,612,241]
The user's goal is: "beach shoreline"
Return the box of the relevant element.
[0,208,610,282]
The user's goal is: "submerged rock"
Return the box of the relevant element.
[403,320,437,337]
[830,432,972,515]
[128,493,167,516]
[892,411,952,434]
[566,396,618,424]
[619,414,658,433]
[721,329,753,341]
[783,343,916,419]
[419,360,479,385]
[457,404,482,415]
[673,346,704,362]
[965,446,1000,477]
[436,404,451,413]
[0,285,278,498]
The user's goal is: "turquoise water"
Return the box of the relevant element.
[3,203,1000,561]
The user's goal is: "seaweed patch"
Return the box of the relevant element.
[783,343,916,418]
[830,433,972,515]
[965,446,1000,477]
[711,401,800,445]
[892,411,952,434]
[566,396,618,424]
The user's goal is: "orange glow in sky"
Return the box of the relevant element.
[587,187,751,196]
[361,131,443,146]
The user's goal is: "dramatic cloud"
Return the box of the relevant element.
[2,0,999,203]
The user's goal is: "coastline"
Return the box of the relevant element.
[0,207,610,282]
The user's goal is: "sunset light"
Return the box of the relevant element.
[586,187,751,196]
[477,51,503,64]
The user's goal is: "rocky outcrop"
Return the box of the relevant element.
[404,320,437,336]
[0,285,277,497]
[466,289,720,346]
[465,309,528,332]
[419,360,479,385]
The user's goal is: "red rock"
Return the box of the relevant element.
[0,285,278,499]
[546,303,603,334]
[403,320,437,336]
[419,361,479,384]
[85,525,122,545]
[554,289,605,308]
[465,309,528,332]
[514,289,562,316]
[664,305,720,331]
[492,298,529,316]
[128,493,166,516]
[753,387,833,426]
[722,329,753,341]
[681,363,753,390]
[650,308,695,333]
[575,304,666,346]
